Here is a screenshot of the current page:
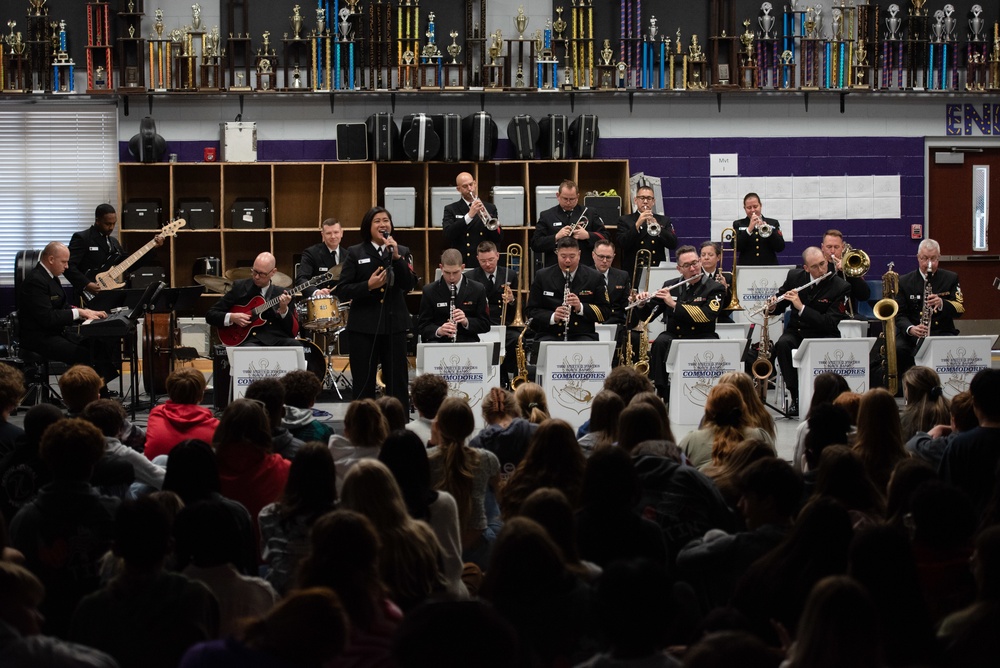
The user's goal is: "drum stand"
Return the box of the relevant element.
[322,327,352,399]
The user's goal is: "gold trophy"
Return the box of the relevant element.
[515,5,529,39]
[290,5,303,40]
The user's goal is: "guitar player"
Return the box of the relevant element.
[205,252,300,347]
[65,203,163,301]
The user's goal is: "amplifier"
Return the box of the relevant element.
[122,200,163,230]
[176,199,217,229]
[230,198,270,229]
[211,344,231,410]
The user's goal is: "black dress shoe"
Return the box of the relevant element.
[100,388,121,400]
[788,400,799,417]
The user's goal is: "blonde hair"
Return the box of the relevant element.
[514,382,549,424]
[481,386,521,424]
[718,371,776,439]
[58,364,103,413]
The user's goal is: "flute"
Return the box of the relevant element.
[624,274,701,310]
[746,271,832,316]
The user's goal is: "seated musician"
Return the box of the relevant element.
[296,217,343,298]
[417,249,491,343]
[699,241,734,324]
[205,252,298,347]
[465,241,519,385]
[527,237,611,342]
[17,242,120,394]
[591,240,632,356]
[765,246,851,417]
[634,245,726,400]
[821,229,871,315]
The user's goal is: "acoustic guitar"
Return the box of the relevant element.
[218,271,334,347]
[84,218,186,301]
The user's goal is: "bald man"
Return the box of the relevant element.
[17,242,120,389]
[442,171,502,264]
[206,252,299,346]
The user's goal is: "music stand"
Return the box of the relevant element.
[144,285,206,405]
[119,281,166,419]
[85,289,131,312]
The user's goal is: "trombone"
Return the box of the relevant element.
[503,243,526,328]
[618,249,652,367]
[719,227,743,311]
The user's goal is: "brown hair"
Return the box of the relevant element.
[240,588,349,665]
[58,364,103,413]
[853,388,906,492]
[376,396,408,432]
[618,403,666,453]
[514,382,549,424]
[213,398,273,454]
[165,367,207,405]
[40,418,106,481]
[629,392,675,444]
[80,398,125,438]
[704,383,750,466]
[280,369,322,409]
[476,241,498,254]
[587,390,624,449]
[344,399,389,449]
[718,371,776,439]
[501,419,585,519]
[410,373,449,419]
[0,363,25,415]
[950,391,978,432]
[603,366,654,405]
[481,386,521,424]
[432,398,479,530]
[832,391,862,426]
[900,366,950,440]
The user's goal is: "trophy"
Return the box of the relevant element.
[944,5,957,41]
[805,7,816,38]
[741,20,755,64]
[128,1,134,10]
[553,7,566,39]
[969,4,984,42]
[292,65,302,88]
[447,29,461,64]
[832,8,843,40]
[932,10,945,42]
[515,5,528,39]
[291,5,303,40]
[316,7,326,35]
[155,8,164,38]
[649,16,658,40]
[814,5,824,38]
[601,39,613,65]
[191,4,202,31]
[886,4,901,40]
[29,0,46,16]
[261,30,272,56]
[488,30,501,66]
[339,8,352,40]
[759,2,776,40]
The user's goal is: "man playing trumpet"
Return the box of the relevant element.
[443,172,502,265]
[734,192,785,266]
[616,184,677,274]
[532,180,608,268]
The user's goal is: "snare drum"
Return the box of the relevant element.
[305,296,337,331]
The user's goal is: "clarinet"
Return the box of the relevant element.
[449,284,458,343]
[562,272,572,340]
[919,260,934,335]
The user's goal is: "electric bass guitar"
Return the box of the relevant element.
[83,219,187,301]
[217,271,334,347]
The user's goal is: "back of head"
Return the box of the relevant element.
[482,517,566,603]
[792,575,881,668]
[241,588,349,665]
[808,372,850,418]
[519,487,580,562]
[244,378,286,427]
[741,457,803,521]
[163,439,219,504]
[603,366,655,405]
[855,388,904,457]
[884,458,936,525]
[950,390,979,432]
[22,403,64,446]
[588,389,624,436]
[909,480,977,550]
[80,398,126,438]
[970,368,1000,422]
[58,364,104,413]
[684,631,780,668]
[411,373,449,419]
[618,402,665,453]
[280,442,338,518]
[344,398,389,448]
[340,458,409,530]
[778,496,854,572]
[40,418,105,482]
[831,391,862,425]
[112,497,173,569]
[392,600,519,668]
[434,397,475,446]
[0,363,25,415]
[814,445,883,514]
[903,366,944,404]
[0,561,45,631]
[214,398,273,453]
[481,386,521,424]
[597,558,673,656]
[378,429,433,520]
[174,499,241,568]
[581,444,641,510]
[165,367,207,405]
[523,419,584,474]
[279,369,322,409]
[629,392,674,443]
[719,371,775,436]
[902,366,950,433]
[804,403,852,469]
[376,396,408,432]
[514,382,549,424]
[704,384,748,464]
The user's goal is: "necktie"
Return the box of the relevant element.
[333,250,338,265]
[489,274,495,286]
[604,273,609,288]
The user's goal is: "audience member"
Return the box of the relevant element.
[679,384,774,470]
[906,389,977,469]
[428,398,501,565]
[258,442,338,595]
[406,373,448,445]
[145,368,218,461]
[0,403,62,525]
[376,396,408,432]
[378,429,467,599]
[514,382,550,424]
[602,366,656,406]
[82,399,165,491]
[244,378,304,460]
[618,403,667,454]
[520,487,600,581]
[628,392,676,449]
[884,458,937,529]
[174,500,277,637]
[938,525,1000,666]
[812,446,885,528]
[781,576,881,668]
[8,418,118,637]
[280,369,335,443]
[329,398,389,488]
[341,459,449,610]
[0,560,118,667]
[852,388,908,492]
[682,630,779,668]
[800,403,852,477]
[500,419,586,520]
[392,599,520,668]
[939,368,1000,515]
[469,387,537,481]
[702,438,777,510]
[577,390,623,456]
[59,364,145,452]
[70,497,219,668]
[180,588,349,668]
[0,364,25,458]
[575,446,668,569]
[717,371,776,440]
[791,372,849,472]
[295,510,402,667]
[900,366,951,443]
[831,391,861,427]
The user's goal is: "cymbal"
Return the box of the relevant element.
[194,274,232,293]
[225,267,293,288]
[327,264,343,282]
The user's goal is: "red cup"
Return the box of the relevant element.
[204,147,217,162]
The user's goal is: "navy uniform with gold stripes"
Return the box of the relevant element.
[527,263,611,341]
[894,267,964,379]
[639,275,726,398]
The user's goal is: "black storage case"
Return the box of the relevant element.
[570,115,600,158]
[336,123,369,161]
[211,344,231,410]
[432,113,463,162]
[121,200,163,230]
[462,112,498,161]
[366,113,400,161]
[507,115,540,160]
[402,113,441,162]
[230,198,270,229]
[175,199,217,229]
[131,266,167,290]
[538,114,569,160]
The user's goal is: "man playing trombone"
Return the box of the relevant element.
[734,193,785,266]
[616,184,677,274]
[532,180,608,268]
[634,245,726,400]
[821,229,871,314]
[466,241,521,385]
[443,172,501,264]
[765,247,851,416]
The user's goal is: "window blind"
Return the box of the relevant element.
[0,106,118,286]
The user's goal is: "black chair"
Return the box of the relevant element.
[13,249,65,408]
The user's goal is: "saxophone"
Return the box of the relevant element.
[873,263,900,395]
[751,315,774,401]
[634,312,654,375]
[511,318,533,389]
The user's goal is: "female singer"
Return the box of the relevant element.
[335,207,416,407]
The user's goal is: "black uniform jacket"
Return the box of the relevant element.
[442,199,502,264]
[65,225,127,294]
[616,211,678,273]
[18,264,77,342]
[531,204,608,268]
[769,269,851,338]
[894,269,963,340]
[527,264,611,339]
[465,265,519,326]
[295,242,342,298]
[335,242,416,335]
[601,266,632,326]
[733,216,786,266]
[417,277,491,343]
[205,279,298,346]
[639,275,727,339]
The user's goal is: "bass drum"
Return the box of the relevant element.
[143,312,179,396]
[297,338,327,384]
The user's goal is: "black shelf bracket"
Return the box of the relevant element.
[390,92,396,113]
[123,95,129,116]
[570,92,575,113]
[804,92,809,112]
[329,92,335,114]
[628,91,634,113]
[717,92,723,112]
[480,92,486,110]
[840,92,846,113]
[147,95,154,116]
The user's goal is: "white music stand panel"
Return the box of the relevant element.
[913,335,994,399]
[664,339,744,426]
[229,346,306,400]
[792,337,876,412]
[536,341,615,431]
[595,324,617,342]
[416,342,496,428]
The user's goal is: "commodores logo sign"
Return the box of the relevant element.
[814,350,866,377]
[936,348,987,393]
[236,359,289,385]
[552,354,605,414]
[682,351,736,406]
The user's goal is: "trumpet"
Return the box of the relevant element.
[470,196,499,231]
[745,272,832,317]
[638,204,660,237]
[624,273,702,310]
[565,207,589,235]
[752,213,773,238]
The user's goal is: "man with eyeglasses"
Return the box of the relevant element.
[531,179,608,268]
[206,252,299,347]
[634,245,726,399]
[765,247,851,416]
[616,184,677,275]
[527,237,610,341]
[893,238,964,380]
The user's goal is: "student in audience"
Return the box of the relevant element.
[906,389,977,469]
[59,364,145,452]
[280,369,335,444]
[575,446,668,569]
[812,446,885,529]
[603,365,656,405]
[376,396,408,432]
[520,487,600,581]
[939,368,1000,515]
[831,391,862,427]
[938,525,1000,666]
[791,372,849,472]
[162,439,257,577]
[0,364,25,458]
[391,599,520,668]
[469,387,538,481]
[0,560,118,667]
[82,399,166,491]
[8,418,118,637]
[0,403,62,525]
[679,384,775,470]
[329,398,390,488]
[175,500,278,637]
[407,373,448,445]
[577,390,624,456]
[617,403,668,454]
[378,429,467,599]
[884,457,937,529]
[628,393,675,449]
[514,382,550,424]
[500,419,586,520]
[852,388,908,492]
[428,397,501,565]
[702,438,777,509]
[717,371,776,441]
[900,366,951,443]
[682,630,779,668]
[213,399,290,536]
[145,367,218,461]
[71,498,219,668]
[258,442,338,595]
[801,403,852,483]
[179,588,350,668]
[295,510,402,666]
[244,378,305,460]
[781,576,881,668]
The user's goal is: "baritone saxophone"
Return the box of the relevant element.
[874,262,900,395]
